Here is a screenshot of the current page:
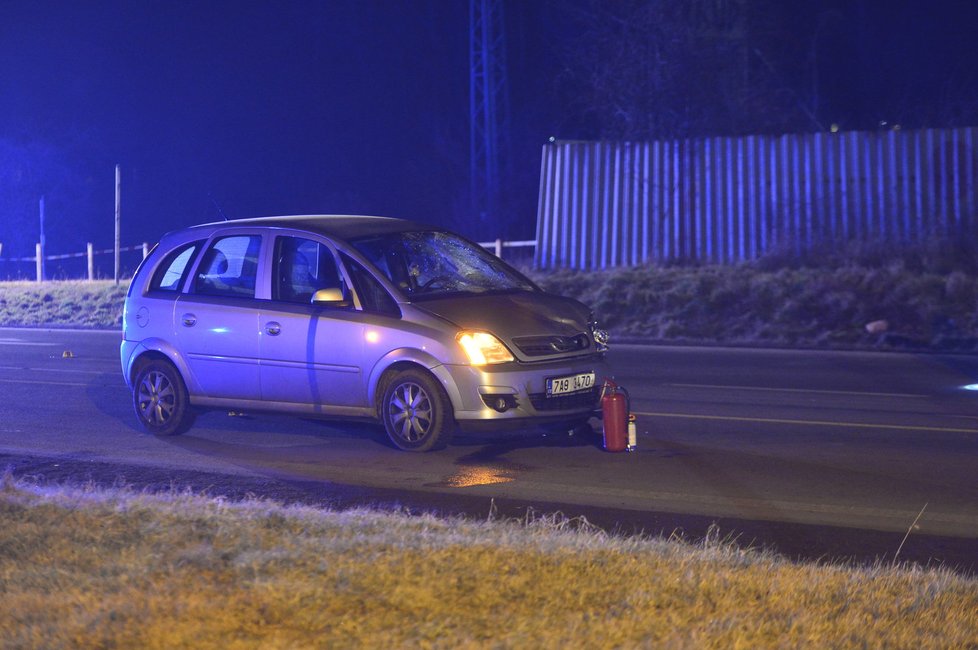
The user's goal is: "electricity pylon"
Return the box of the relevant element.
[469,0,510,235]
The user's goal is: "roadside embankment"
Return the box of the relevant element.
[0,280,127,329]
[3,477,976,648]
[532,263,978,351]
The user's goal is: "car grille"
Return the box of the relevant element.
[513,333,591,357]
[528,387,601,412]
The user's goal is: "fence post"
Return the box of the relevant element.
[494,238,503,258]
[87,243,94,281]
[35,243,42,282]
[39,197,46,281]
[114,165,121,284]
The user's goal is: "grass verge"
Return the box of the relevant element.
[0,280,126,329]
[529,263,978,351]
[2,476,976,648]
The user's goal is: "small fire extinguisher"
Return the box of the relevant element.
[600,379,630,452]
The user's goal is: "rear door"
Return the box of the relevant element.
[175,232,263,400]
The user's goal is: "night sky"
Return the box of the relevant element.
[1,0,976,267]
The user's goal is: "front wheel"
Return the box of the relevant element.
[380,369,455,452]
[132,359,195,436]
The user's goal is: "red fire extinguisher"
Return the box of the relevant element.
[601,379,629,452]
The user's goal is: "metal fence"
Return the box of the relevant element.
[535,128,978,269]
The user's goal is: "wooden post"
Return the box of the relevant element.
[35,243,42,282]
[39,196,46,281]
[87,243,94,280]
[114,164,121,284]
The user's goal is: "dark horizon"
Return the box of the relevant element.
[2,0,976,263]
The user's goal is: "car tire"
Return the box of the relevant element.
[132,359,195,436]
[381,368,455,452]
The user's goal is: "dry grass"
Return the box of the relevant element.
[532,264,978,351]
[0,280,126,328]
[1,477,976,649]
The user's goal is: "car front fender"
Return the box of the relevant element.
[366,348,464,414]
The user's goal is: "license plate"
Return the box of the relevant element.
[546,372,595,397]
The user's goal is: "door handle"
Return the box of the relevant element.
[265,322,281,336]
[181,313,197,327]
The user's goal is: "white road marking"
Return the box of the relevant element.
[0,365,109,375]
[0,327,120,335]
[667,382,926,399]
[0,378,122,388]
[635,410,978,434]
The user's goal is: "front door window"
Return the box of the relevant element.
[273,236,346,303]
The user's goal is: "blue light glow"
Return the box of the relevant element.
[962,384,978,391]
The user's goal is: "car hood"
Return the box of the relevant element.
[414,291,591,339]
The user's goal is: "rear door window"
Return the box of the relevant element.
[194,235,262,298]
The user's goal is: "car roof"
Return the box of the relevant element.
[179,214,434,243]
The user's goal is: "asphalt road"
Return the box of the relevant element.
[2,327,977,571]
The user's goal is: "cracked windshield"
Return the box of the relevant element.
[351,231,536,299]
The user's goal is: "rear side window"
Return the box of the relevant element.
[150,242,202,292]
[194,235,262,298]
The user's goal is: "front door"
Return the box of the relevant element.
[259,235,366,409]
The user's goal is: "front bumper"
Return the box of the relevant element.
[436,353,610,428]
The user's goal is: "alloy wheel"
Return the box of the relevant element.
[387,381,433,443]
[137,370,176,426]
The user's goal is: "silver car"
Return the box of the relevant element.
[121,215,610,451]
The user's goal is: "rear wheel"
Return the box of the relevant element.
[132,359,195,436]
[380,368,454,452]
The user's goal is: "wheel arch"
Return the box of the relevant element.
[368,350,461,418]
[126,339,195,393]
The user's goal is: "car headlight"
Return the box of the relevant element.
[456,331,514,365]
[589,319,610,351]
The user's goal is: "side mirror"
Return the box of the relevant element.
[311,288,346,304]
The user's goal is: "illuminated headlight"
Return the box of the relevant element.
[590,320,610,351]
[456,331,514,365]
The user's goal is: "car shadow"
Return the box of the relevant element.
[89,370,607,458]
[86,372,145,433]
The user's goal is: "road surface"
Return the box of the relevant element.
[1,327,976,570]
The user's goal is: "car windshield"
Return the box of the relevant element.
[350,230,537,299]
